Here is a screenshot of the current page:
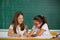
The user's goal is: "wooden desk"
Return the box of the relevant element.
[0,38,60,40]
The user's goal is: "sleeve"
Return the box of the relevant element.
[25,25,28,32]
[32,26,36,30]
[41,23,48,31]
[9,24,13,29]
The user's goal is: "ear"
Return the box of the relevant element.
[39,22,43,26]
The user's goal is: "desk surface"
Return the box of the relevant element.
[0,32,59,40]
[0,38,60,40]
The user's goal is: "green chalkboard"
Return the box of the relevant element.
[0,0,60,29]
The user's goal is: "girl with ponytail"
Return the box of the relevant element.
[29,15,53,38]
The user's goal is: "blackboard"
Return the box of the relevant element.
[0,0,60,29]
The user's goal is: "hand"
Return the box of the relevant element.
[30,34,36,37]
[15,34,21,37]
[31,34,36,37]
[23,33,28,37]
[23,32,30,37]
[27,34,31,37]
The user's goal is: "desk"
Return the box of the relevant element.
[0,38,60,40]
[0,32,59,40]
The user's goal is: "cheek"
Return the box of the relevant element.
[18,19,23,23]
[37,24,41,27]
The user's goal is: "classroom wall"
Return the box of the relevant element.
[0,0,60,29]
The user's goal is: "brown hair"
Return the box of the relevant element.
[33,15,47,29]
[11,11,25,34]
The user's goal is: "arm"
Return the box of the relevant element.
[24,29,35,37]
[23,25,28,36]
[32,29,45,36]
[29,30,35,36]
[23,31,28,37]
[32,23,48,37]
[8,28,21,37]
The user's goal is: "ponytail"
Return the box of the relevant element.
[42,16,47,23]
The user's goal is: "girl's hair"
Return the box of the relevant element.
[33,15,47,29]
[11,11,25,34]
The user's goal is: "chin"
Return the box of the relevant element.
[18,22,22,24]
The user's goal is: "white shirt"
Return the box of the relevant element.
[32,23,53,38]
[9,25,27,37]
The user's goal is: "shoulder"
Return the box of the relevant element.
[24,25,28,29]
[41,23,48,30]
[43,23,48,27]
[25,25,28,27]
[32,25,36,30]
[9,24,14,29]
[24,25,28,31]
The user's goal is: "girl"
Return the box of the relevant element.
[29,15,53,38]
[8,11,28,37]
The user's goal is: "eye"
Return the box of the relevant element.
[34,23,38,25]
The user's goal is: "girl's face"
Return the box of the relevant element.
[33,20,42,28]
[18,15,23,24]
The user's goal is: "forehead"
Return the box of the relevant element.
[33,20,40,23]
[18,15,23,18]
